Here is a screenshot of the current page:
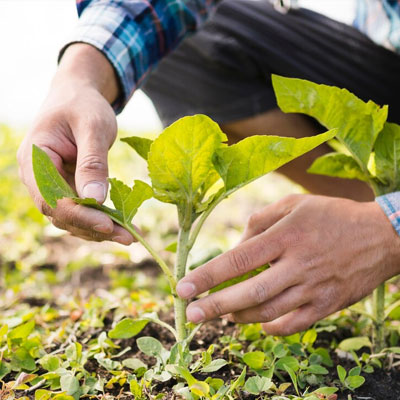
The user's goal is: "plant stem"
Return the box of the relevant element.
[372,187,386,352]
[174,225,191,341]
[374,282,385,352]
[106,216,177,293]
[188,193,225,250]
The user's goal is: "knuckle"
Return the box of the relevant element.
[208,296,224,316]
[78,154,107,173]
[260,303,278,322]
[197,268,216,290]
[250,281,268,304]
[228,249,252,276]
[247,212,260,229]
[279,227,302,248]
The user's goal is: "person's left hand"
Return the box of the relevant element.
[176,194,400,335]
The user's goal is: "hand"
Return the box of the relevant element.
[177,194,400,335]
[17,44,134,245]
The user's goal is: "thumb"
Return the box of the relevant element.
[75,133,111,204]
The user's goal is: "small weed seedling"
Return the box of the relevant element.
[272,74,400,351]
[32,112,335,346]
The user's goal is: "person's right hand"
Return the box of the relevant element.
[17,45,134,245]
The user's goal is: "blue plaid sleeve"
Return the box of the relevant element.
[376,192,400,236]
[64,0,216,113]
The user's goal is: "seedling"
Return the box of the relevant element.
[272,74,400,351]
[32,112,335,344]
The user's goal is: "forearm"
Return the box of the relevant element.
[53,43,119,105]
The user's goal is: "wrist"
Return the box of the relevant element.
[54,43,120,104]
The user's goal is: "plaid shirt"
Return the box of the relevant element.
[67,0,400,235]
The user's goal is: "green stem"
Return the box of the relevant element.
[107,215,177,293]
[374,283,386,352]
[174,225,191,341]
[188,193,226,250]
[372,188,387,352]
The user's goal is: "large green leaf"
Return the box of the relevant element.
[308,152,369,181]
[121,136,153,160]
[147,115,227,206]
[272,75,388,167]
[374,122,400,194]
[109,178,153,224]
[213,130,336,193]
[32,145,76,208]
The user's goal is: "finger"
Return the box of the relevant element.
[74,119,116,204]
[261,304,319,336]
[240,194,301,243]
[229,285,310,324]
[177,227,286,299]
[57,223,134,245]
[185,261,298,323]
[52,198,114,234]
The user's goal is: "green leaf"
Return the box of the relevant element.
[307,364,329,375]
[0,360,11,380]
[213,130,336,194]
[230,367,247,393]
[346,375,365,390]
[39,355,60,372]
[308,152,368,181]
[243,351,265,370]
[108,318,148,339]
[201,359,228,373]
[302,328,317,346]
[11,348,36,371]
[137,336,164,357]
[374,122,400,193]
[109,178,153,224]
[337,365,347,383]
[147,114,227,206]
[275,356,299,372]
[35,389,52,400]
[338,336,372,352]
[8,320,34,340]
[122,358,147,371]
[164,242,177,253]
[60,374,80,396]
[272,74,388,167]
[244,376,272,395]
[121,136,153,160]
[284,365,299,396]
[190,381,210,397]
[32,145,76,208]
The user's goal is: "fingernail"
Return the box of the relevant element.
[112,236,131,245]
[176,282,196,298]
[82,182,106,202]
[187,307,205,323]
[94,224,112,234]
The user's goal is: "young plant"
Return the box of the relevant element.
[32,113,335,343]
[272,74,399,351]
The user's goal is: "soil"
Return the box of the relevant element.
[12,257,400,399]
